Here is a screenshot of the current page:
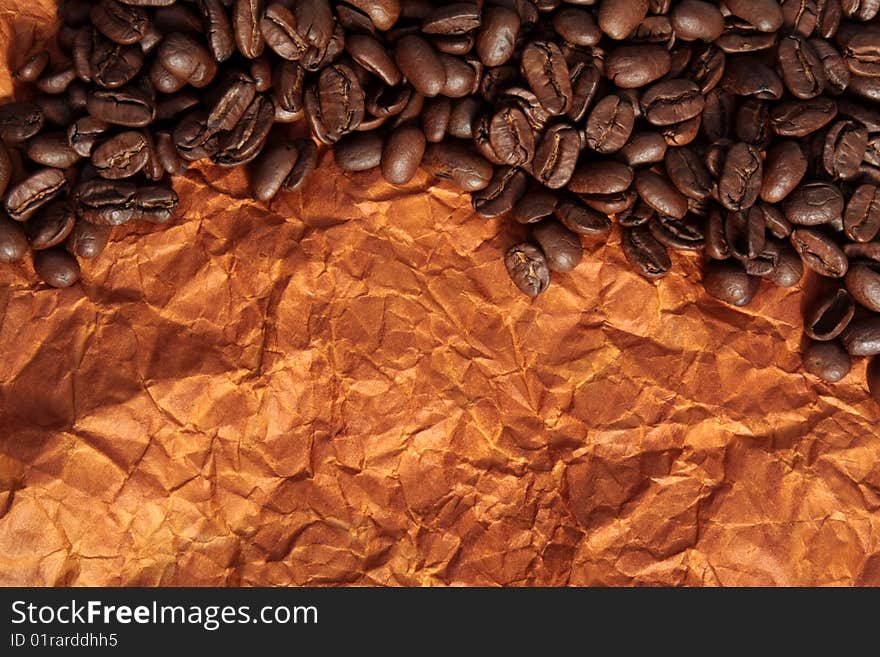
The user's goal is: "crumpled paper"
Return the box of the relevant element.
[1,2,879,587]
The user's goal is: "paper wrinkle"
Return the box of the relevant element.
[1,3,880,586]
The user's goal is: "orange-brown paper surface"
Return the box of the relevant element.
[1,2,880,588]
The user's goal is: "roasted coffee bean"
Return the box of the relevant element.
[91,36,145,89]
[381,124,426,184]
[0,215,28,263]
[421,3,480,35]
[66,220,110,260]
[521,41,572,116]
[488,106,535,167]
[476,6,520,67]
[473,166,527,218]
[73,179,136,226]
[718,142,762,212]
[174,110,219,162]
[760,140,808,203]
[532,219,582,272]
[783,182,844,226]
[634,170,688,219]
[703,259,760,306]
[723,56,783,100]
[641,79,704,127]
[132,186,178,224]
[844,184,880,243]
[554,197,611,237]
[791,227,849,278]
[206,73,257,132]
[804,288,856,340]
[153,4,203,35]
[505,242,550,297]
[234,0,265,59]
[568,161,633,195]
[514,189,558,224]
[811,38,850,95]
[153,132,184,176]
[770,96,837,137]
[766,244,804,287]
[761,203,793,239]
[532,124,579,189]
[778,34,825,100]
[705,209,730,260]
[502,86,552,132]
[421,97,451,143]
[622,226,671,279]
[214,94,275,166]
[0,102,43,143]
[670,1,725,42]
[5,168,66,222]
[198,0,236,62]
[395,35,445,97]
[447,97,481,139]
[841,317,880,356]
[26,202,75,251]
[305,64,365,143]
[584,95,635,154]
[552,8,601,47]
[87,87,155,127]
[664,147,713,200]
[35,66,77,95]
[582,189,639,216]
[735,99,772,147]
[605,45,671,88]
[726,0,784,32]
[438,54,479,98]
[15,51,50,83]
[91,0,149,45]
[802,340,851,382]
[91,131,149,179]
[346,34,401,87]
[34,249,81,288]
[846,262,880,312]
[335,132,383,172]
[620,132,668,167]
[701,89,735,142]
[157,32,217,88]
[423,142,492,191]
[282,139,317,192]
[260,3,307,61]
[822,120,869,180]
[649,214,705,252]
[598,0,648,41]
[26,132,80,169]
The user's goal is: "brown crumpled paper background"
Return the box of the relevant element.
[1,2,879,587]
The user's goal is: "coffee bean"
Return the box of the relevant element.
[476,6,520,67]
[132,186,178,224]
[723,56,784,100]
[473,166,527,217]
[91,0,149,45]
[634,170,689,219]
[66,219,111,260]
[671,1,725,42]
[73,179,137,226]
[598,0,648,41]
[822,120,869,180]
[532,124,579,190]
[214,94,275,166]
[664,147,713,201]
[791,228,849,278]
[641,79,705,127]
[802,340,851,382]
[0,102,44,143]
[605,45,671,89]
[620,132,668,167]
[423,142,492,192]
[15,51,50,83]
[703,259,760,306]
[783,182,844,226]
[725,207,767,260]
[649,214,706,252]
[382,124,426,184]
[34,249,81,288]
[305,64,365,143]
[554,197,611,237]
[532,219,582,272]
[844,184,880,243]
[622,225,671,279]
[5,168,67,222]
[514,189,558,224]
[846,261,880,313]
[778,34,825,100]
[568,161,633,195]
[395,35,445,97]
[505,242,550,297]
[92,131,150,179]
[26,132,81,169]
[521,41,572,116]
[198,0,236,62]
[87,87,156,127]
[804,288,856,340]
[726,0,784,33]
[552,8,601,47]
[0,215,28,263]
[841,317,880,356]
[760,140,807,203]
[26,201,76,251]
[770,96,837,137]
[488,106,535,167]
[766,244,804,287]
[718,142,762,212]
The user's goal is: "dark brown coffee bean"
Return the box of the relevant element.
[346,34,401,87]
[791,227,849,278]
[72,179,137,226]
[505,242,550,297]
[233,0,265,59]
[381,124,426,184]
[305,64,365,143]
[726,0,784,32]
[0,215,29,263]
[841,317,880,356]
[488,106,535,167]
[91,0,149,45]
[521,41,572,116]
[605,45,670,88]
[247,140,298,201]
[423,142,492,191]
[153,132,184,176]
[761,203,793,239]
[802,340,851,382]
[649,214,705,252]
[766,244,804,287]
[618,132,666,168]
[718,142,762,212]
[554,197,612,237]
[502,86,552,132]
[622,225,671,279]
[26,202,75,251]
[734,99,772,149]
[260,3,307,61]
[760,140,807,203]
[395,35,445,97]
[846,261,880,313]
[784,182,844,226]
[584,95,635,154]
[565,61,600,124]
[66,220,110,260]
[282,139,317,192]
[770,96,837,137]
[634,170,688,219]
[5,169,66,222]
[473,166,527,218]
[844,184,880,243]
[810,38,849,95]
[568,161,633,195]
[514,189,558,224]
[34,249,81,288]
[671,1,725,42]
[197,0,236,62]
[700,89,735,142]
[723,56,784,100]
[206,73,257,132]
[476,6,520,67]
[15,51,50,83]
[703,259,760,306]
[723,207,766,260]
[778,34,825,100]
[87,87,155,127]
[641,79,704,126]
[552,8,601,46]
[421,97,451,143]
[129,186,177,224]
[705,209,730,260]
[664,147,712,200]
[158,32,217,88]
[421,3,479,35]
[447,97,481,139]
[0,103,43,144]
[26,132,80,169]
[804,288,856,340]
[532,124,580,189]
[582,189,639,216]
[598,0,648,40]
[91,131,149,179]
[532,219,582,272]
[822,120,869,180]
[249,56,272,92]
[214,94,275,166]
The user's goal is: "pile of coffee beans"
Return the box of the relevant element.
[0,0,880,400]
